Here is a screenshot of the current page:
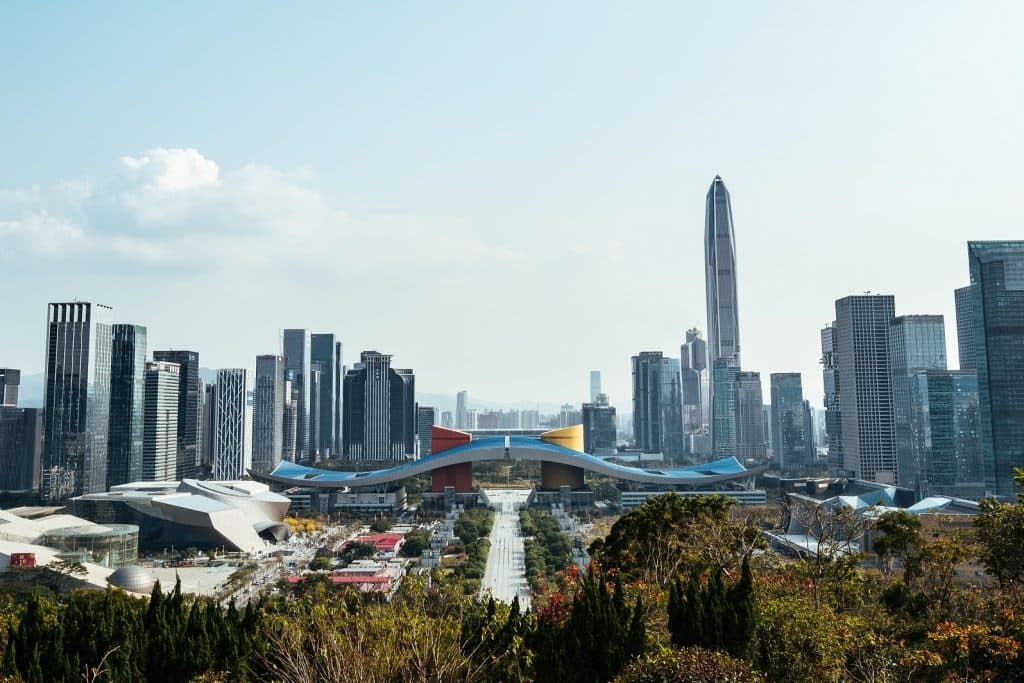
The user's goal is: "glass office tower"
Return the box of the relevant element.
[968,241,1024,497]
[42,302,114,501]
[107,324,147,488]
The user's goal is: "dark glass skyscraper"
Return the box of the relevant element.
[631,352,683,458]
[152,350,201,481]
[310,334,342,458]
[582,394,617,455]
[968,241,1024,497]
[770,373,809,472]
[0,406,42,491]
[107,324,147,488]
[342,351,415,461]
[282,329,311,460]
[41,302,114,501]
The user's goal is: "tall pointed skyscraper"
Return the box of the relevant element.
[705,175,741,453]
[704,175,740,367]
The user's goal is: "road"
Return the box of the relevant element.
[480,489,532,610]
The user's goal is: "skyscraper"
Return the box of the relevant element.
[282,329,311,460]
[705,175,741,370]
[310,334,343,458]
[212,369,250,479]
[923,370,983,497]
[107,324,147,488]
[968,241,1024,497]
[152,350,201,481]
[416,405,436,457]
[680,329,709,441]
[253,355,285,474]
[835,294,897,483]
[41,302,114,501]
[582,393,617,455]
[342,351,416,461]
[143,361,179,482]
[456,390,470,429]
[282,370,297,463]
[0,405,41,491]
[0,373,41,491]
[0,369,20,406]
[820,324,843,473]
[589,371,601,402]
[711,359,740,458]
[770,373,809,472]
[735,371,766,462]
[631,352,684,458]
[889,315,947,495]
[954,286,977,370]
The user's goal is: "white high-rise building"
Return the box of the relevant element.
[456,390,470,429]
[212,369,250,479]
[143,361,179,482]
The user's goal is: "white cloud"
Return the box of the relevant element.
[0,147,529,275]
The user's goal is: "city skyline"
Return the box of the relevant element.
[3,4,1022,408]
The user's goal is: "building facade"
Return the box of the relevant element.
[770,373,809,472]
[889,315,947,495]
[835,295,897,483]
[711,359,739,459]
[152,350,201,481]
[582,393,617,455]
[954,285,977,371]
[41,302,114,501]
[416,405,436,457]
[968,241,1024,496]
[735,371,766,462]
[680,328,709,443]
[820,324,843,473]
[212,369,250,479]
[342,351,416,461]
[253,355,285,474]
[589,371,601,402]
[0,406,42,491]
[310,334,342,458]
[143,361,179,482]
[0,369,20,406]
[456,390,470,430]
[282,329,311,461]
[107,324,147,489]
[631,352,683,458]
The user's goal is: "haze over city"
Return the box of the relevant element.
[3,2,1023,405]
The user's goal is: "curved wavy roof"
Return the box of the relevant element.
[252,435,763,489]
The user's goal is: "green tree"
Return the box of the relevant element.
[400,528,430,557]
[873,510,923,580]
[614,646,765,683]
[591,493,760,586]
[973,497,1024,586]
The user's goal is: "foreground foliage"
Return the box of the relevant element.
[3,479,1024,682]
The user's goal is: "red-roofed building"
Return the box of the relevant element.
[342,533,405,555]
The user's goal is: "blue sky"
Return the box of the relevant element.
[2,2,1023,407]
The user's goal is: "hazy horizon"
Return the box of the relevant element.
[4,3,1022,409]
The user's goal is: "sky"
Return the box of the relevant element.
[2,2,1023,409]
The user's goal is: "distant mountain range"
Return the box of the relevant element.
[13,370,566,414]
